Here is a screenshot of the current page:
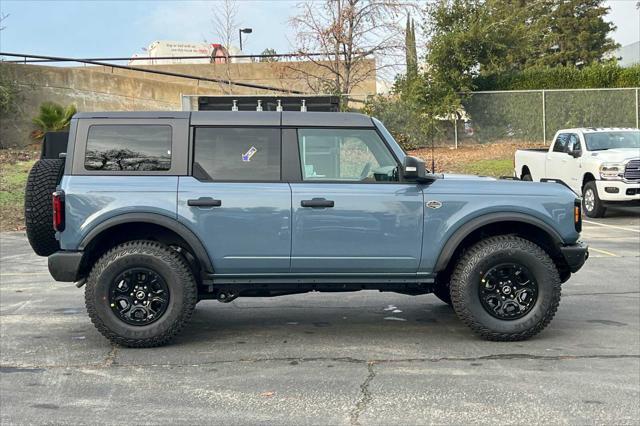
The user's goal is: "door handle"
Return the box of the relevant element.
[301,198,334,208]
[187,197,222,207]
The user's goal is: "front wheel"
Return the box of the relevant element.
[583,181,606,218]
[450,236,561,341]
[432,282,452,306]
[85,241,197,348]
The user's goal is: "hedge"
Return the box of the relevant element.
[474,63,640,91]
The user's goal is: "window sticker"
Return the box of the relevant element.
[241,146,258,162]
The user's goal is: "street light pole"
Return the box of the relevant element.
[238,28,253,52]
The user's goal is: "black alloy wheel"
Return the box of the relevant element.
[478,263,538,320]
[109,268,170,326]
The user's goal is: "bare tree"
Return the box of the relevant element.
[211,0,239,51]
[0,13,9,31]
[289,0,410,96]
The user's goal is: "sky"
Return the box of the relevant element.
[0,0,638,65]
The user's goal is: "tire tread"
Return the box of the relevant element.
[84,240,197,348]
[450,235,561,341]
[24,159,64,256]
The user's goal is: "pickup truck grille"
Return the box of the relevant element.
[624,160,640,181]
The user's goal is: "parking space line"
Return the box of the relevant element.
[583,220,640,233]
[589,247,619,257]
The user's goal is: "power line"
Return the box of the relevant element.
[0,52,308,94]
[1,52,355,64]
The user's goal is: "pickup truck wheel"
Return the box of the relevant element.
[521,173,532,181]
[85,241,197,348]
[582,181,606,218]
[450,236,561,341]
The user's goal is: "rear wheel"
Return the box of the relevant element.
[583,181,606,218]
[24,159,64,256]
[521,173,532,181]
[85,241,197,348]
[450,235,561,341]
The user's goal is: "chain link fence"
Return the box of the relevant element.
[454,88,639,148]
[181,88,639,149]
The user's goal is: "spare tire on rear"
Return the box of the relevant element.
[25,159,64,256]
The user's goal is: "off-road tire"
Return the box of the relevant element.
[85,241,197,348]
[582,181,606,218]
[24,159,65,256]
[450,235,561,341]
[433,283,452,306]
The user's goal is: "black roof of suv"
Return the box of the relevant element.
[73,111,375,128]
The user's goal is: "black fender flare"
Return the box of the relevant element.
[79,213,214,273]
[434,212,564,272]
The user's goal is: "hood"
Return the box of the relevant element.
[441,173,496,181]
[589,148,640,163]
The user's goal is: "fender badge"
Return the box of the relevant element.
[426,200,443,209]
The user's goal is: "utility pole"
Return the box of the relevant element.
[239,28,252,52]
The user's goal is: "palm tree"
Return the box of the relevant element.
[31,102,77,140]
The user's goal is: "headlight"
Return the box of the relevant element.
[599,162,624,180]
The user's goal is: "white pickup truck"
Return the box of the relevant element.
[514,128,640,217]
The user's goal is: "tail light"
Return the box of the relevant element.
[574,199,582,233]
[52,191,65,232]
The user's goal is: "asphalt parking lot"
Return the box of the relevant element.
[1,208,638,425]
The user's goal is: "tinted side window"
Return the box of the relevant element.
[553,134,569,153]
[193,128,281,181]
[85,125,172,171]
[297,128,398,182]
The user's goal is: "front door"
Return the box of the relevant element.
[290,128,423,274]
[177,127,291,274]
[546,133,582,192]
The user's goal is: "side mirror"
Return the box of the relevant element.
[403,156,426,180]
[567,146,581,158]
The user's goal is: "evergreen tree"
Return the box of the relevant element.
[534,0,618,67]
[423,0,619,92]
[405,14,418,78]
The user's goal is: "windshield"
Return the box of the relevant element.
[584,131,640,151]
[371,117,407,159]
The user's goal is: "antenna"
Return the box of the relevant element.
[431,134,435,173]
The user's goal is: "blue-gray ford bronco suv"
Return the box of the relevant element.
[24,111,588,347]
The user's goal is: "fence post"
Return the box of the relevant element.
[636,87,640,127]
[542,89,546,145]
[454,117,458,149]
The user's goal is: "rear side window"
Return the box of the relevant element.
[193,128,281,181]
[85,125,172,171]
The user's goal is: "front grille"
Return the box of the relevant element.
[624,159,640,181]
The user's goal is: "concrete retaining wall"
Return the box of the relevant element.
[0,59,375,148]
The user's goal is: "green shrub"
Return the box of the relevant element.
[31,102,77,140]
[474,63,640,91]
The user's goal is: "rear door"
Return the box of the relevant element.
[289,127,423,274]
[177,126,291,274]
